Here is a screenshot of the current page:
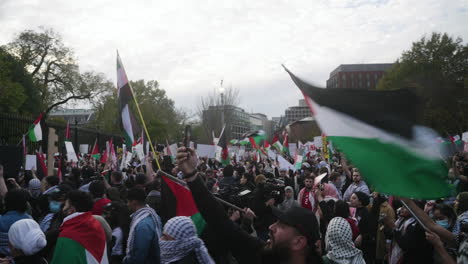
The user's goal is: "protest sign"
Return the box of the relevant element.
[65,141,78,162]
[79,144,89,154]
[25,155,37,170]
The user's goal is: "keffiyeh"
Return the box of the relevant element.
[160,216,214,264]
[325,217,365,264]
[127,205,162,255]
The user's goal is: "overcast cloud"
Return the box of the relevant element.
[1,0,467,118]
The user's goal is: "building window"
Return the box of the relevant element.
[367,81,370,88]
[374,73,378,80]
[359,73,362,79]
[366,73,370,79]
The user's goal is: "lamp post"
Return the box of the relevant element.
[219,80,225,134]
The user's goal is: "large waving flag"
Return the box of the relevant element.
[272,134,283,152]
[284,66,453,199]
[117,53,140,148]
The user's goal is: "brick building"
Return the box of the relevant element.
[326,63,393,90]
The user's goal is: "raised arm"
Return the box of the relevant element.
[400,198,456,245]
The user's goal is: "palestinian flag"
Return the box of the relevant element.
[51,211,107,264]
[91,139,101,160]
[28,113,43,142]
[36,152,47,179]
[216,128,230,165]
[284,66,453,199]
[238,138,250,145]
[161,176,206,235]
[282,132,289,155]
[264,140,271,152]
[117,52,140,148]
[450,135,463,146]
[243,130,266,146]
[65,121,71,141]
[272,134,283,152]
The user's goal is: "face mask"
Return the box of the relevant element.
[436,219,450,229]
[49,201,62,213]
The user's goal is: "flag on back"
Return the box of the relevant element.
[284,65,453,199]
[117,52,140,148]
[161,176,206,235]
[28,113,43,142]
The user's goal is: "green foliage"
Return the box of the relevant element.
[0,47,38,113]
[377,32,468,135]
[4,27,109,113]
[89,80,186,143]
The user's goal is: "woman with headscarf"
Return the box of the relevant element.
[323,217,365,264]
[2,219,47,264]
[160,216,215,264]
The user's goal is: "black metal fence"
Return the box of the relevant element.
[0,112,123,154]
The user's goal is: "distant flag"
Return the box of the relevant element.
[272,134,283,152]
[216,128,230,166]
[243,130,266,146]
[117,52,140,148]
[282,131,289,155]
[28,113,43,142]
[65,121,71,141]
[36,152,47,178]
[264,140,271,152]
[284,65,453,199]
[91,139,101,160]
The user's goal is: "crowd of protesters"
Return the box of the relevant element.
[0,145,467,264]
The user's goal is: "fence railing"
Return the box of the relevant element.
[0,112,123,154]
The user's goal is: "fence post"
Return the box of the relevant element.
[74,119,78,151]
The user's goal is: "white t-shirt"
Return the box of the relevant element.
[111,227,123,256]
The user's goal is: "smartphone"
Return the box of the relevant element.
[184,125,191,148]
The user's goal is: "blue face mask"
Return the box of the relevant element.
[436,219,450,229]
[49,201,62,213]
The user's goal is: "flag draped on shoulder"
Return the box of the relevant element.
[161,176,206,235]
[28,113,43,142]
[51,211,108,264]
[284,65,453,199]
[117,52,140,148]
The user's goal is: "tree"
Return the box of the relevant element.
[198,86,241,143]
[377,32,468,135]
[89,80,185,143]
[4,27,108,115]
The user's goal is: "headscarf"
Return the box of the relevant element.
[325,217,365,264]
[8,219,47,256]
[28,178,42,198]
[160,216,214,264]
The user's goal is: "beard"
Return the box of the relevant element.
[260,240,292,264]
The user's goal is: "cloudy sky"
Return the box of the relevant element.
[1,0,467,118]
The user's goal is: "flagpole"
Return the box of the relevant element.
[127,79,162,170]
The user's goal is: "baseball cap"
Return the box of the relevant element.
[272,207,320,245]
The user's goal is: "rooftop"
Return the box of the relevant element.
[49,109,94,116]
[330,63,393,76]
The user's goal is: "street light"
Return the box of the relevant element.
[219,80,225,134]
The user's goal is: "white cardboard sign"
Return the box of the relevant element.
[65,141,78,162]
[25,155,37,170]
[79,144,89,154]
